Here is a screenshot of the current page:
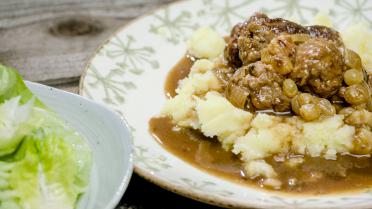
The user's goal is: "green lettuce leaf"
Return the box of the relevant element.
[0,97,35,156]
[0,65,43,107]
[0,64,92,209]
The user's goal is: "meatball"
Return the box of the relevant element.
[291,39,345,98]
[228,62,291,112]
[219,13,372,121]
[224,13,305,68]
[224,23,245,68]
[305,25,343,46]
[261,35,297,75]
[224,13,342,68]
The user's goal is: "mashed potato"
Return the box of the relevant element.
[162,24,371,183]
[187,27,226,59]
[293,115,355,159]
[177,71,221,95]
[176,59,221,96]
[244,160,277,179]
[196,92,252,149]
[233,114,293,161]
[161,93,198,128]
[312,11,333,28]
[342,23,372,74]
[161,59,222,128]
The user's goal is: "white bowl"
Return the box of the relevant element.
[26,81,133,209]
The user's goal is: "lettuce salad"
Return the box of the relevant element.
[0,65,91,209]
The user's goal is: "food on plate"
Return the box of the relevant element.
[0,65,91,209]
[150,13,372,193]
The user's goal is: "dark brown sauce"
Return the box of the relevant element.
[164,55,194,98]
[150,55,372,194]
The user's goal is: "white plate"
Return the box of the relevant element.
[79,0,372,208]
[27,82,133,209]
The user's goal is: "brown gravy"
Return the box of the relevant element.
[150,56,372,194]
[164,55,194,98]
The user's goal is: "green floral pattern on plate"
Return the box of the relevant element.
[149,8,198,44]
[331,0,372,25]
[80,0,372,208]
[106,35,159,75]
[260,0,318,23]
[83,35,158,105]
[134,145,171,173]
[84,65,135,105]
[197,0,257,31]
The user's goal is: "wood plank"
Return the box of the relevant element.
[0,0,177,85]
[53,82,79,94]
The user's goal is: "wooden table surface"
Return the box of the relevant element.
[0,0,223,208]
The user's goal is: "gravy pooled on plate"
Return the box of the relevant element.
[150,55,372,194]
[151,13,372,193]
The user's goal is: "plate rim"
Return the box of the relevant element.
[77,0,372,208]
[78,0,187,96]
[134,166,244,209]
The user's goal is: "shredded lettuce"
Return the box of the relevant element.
[0,64,91,209]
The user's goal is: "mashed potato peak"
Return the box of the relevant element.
[294,115,355,159]
[161,93,198,128]
[342,23,372,74]
[233,114,293,161]
[196,92,253,149]
[244,160,277,179]
[312,11,333,27]
[161,58,222,128]
[187,27,226,59]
